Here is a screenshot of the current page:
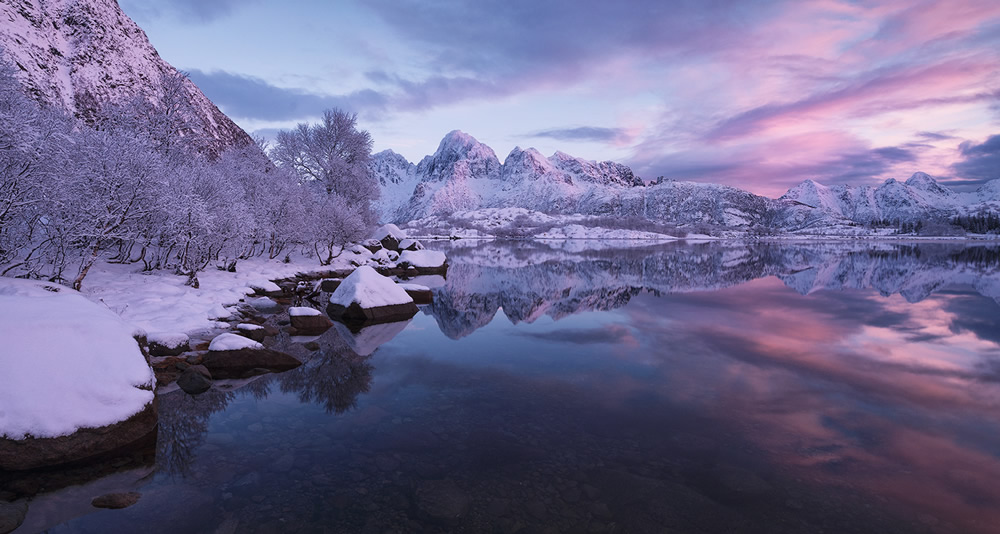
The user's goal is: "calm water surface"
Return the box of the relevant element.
[11,241,1000,533]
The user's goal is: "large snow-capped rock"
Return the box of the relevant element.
[0,0,253,156]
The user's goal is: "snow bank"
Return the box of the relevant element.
[236,323,264,331]
[208,333,262,351]
[0,279,154,439]
[330,266,413,308]
[398,249,447,268]
[288,306,322,317]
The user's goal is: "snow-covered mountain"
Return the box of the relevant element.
[0,0,253,155]
[778,172,1000,227]
[376,131,1000,232]
[374,130,769,226]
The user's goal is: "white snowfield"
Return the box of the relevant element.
[398,249,447,268]
[330,265,414,308]
[288,306,322,317]
[0,279,154,439]
[208,332,263,351]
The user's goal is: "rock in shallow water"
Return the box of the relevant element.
[177,367,212,395]
[414,480,471,525]
[91,492,141,509]
[0,500,27,534]
[200,348,302,379]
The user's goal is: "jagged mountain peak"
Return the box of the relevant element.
[0,0,253,156]
[416,130,501,182]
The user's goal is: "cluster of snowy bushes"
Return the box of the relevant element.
[0,59,378,289]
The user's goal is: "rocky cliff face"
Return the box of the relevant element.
[0,0,253,156]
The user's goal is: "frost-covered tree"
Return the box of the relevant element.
[0,59,63,268]
[271,109,379,263]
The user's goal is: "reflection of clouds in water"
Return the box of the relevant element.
[614,278,1000,532]
[515,323,637,346]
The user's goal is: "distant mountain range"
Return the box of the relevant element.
[374,131,1000,233]
[0,0,252,156]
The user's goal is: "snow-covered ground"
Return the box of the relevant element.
[0,278,154,439]
[81,253,344,337]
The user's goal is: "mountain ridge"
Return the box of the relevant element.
[374,130,1000,233]
[0,0,253,156]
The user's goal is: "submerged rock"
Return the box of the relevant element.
[0,500,27,534]
[177,367,212,395]
[414,479,471,525]
[91,492,141,509]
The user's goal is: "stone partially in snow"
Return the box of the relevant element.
[0,279,156,469]
[398,239,424,251]
[288,307,333,335]
[208,333,263,351]
[247,280,281,295]
[147,332,190,357]
[398,250,447,269]
[369,248,393,265]
[327,266,418,324]
[398,283,433,304]
[247,297,280,312]
[236,323,266,342]
[372,223,406,250]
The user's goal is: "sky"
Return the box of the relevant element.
[119,0,1000,197]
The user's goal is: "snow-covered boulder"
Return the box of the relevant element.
[247,279,282,296]
[247,297,280,312]
[398,282,433,304]
[372,223,406,251]
[0,279,156,470]
[398,250,448,270]
[369,248,393,265]
[147,332,190,357]
[288,306,333,335]
[208,333,262,351]
[236,323,266,342]
[398,238,424,251]
[327,266,418,324]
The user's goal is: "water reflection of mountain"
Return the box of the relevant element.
[424,241,1000,339]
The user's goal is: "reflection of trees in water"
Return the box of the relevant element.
[155,389,235,476]
[277,350,374,414]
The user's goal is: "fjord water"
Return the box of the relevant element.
[29,242,1000,533]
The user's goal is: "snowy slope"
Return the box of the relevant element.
[0,0,253,156]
